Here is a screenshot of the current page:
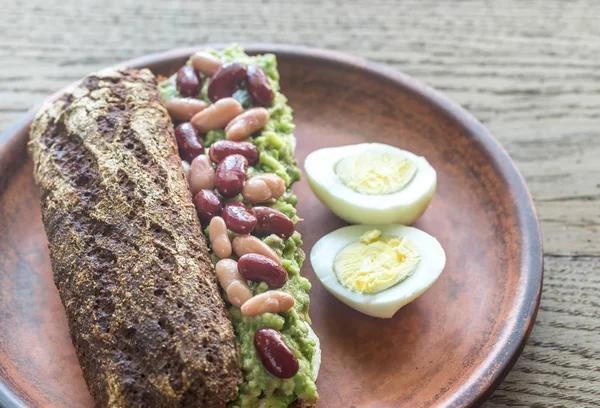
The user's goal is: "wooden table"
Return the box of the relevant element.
[1,0,598,406]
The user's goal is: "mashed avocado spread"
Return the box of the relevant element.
[159,45,318,408]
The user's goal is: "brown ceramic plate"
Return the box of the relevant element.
[0,45,542,407]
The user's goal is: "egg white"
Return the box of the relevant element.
[311,224,446,318]
[304,143,436,225]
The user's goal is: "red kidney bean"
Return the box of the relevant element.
[237,254,287,288]
[175,122,204,162]
[208,62,247,102]
[193,189,222,224]
[221,202,256,234]
[251,207,295,239]
[254,328,299,379]
[176,66,202,97]
[209,140,259,165]
[215,154,248,198]
[246,65,274,107]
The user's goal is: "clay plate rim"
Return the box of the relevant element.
[0,44,543,408]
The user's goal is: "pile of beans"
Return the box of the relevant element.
[165,51,299,379]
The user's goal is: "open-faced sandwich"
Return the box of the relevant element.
[28,45,320,408]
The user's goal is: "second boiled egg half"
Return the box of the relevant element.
[311,224,446,318]
[304,143,436,225]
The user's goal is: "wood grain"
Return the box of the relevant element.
[0,0,598,406]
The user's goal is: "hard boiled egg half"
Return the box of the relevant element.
[311,224,445,318]
[304,143,436,225]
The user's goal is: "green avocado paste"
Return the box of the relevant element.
[159,45,318,408]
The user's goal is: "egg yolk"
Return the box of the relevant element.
[335,152,417,195]
[333,229,420,294]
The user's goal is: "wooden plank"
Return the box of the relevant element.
[486,256,600,407]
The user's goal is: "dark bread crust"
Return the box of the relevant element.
[28,68,241,407]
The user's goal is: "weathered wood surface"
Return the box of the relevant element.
[0,0,598,406]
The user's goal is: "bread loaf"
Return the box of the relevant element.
[28,68,241,407]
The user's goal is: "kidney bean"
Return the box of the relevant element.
[193,189,222,224]
[260,174,286,198]
[215,259,253,308]
[225,108,270,141]
[175,122,204,162]
[209,140,259,165]
[238,254,287,288]
[246,65,275,107]
[191,98,244,133]
[209,216,232,259]
[166,98,208,122]
[254,328,299,379]
[181,160,191,181]
[215,154,248,198]
[176,65,202,97]
[241,177,271,204]
[221,202,256,234]
[190,52,223,76]
[241,291,294,317]
[251,207,295,239]
[188,155,215,196]
[242,173,285,204]
[232,234,280,263]
[208,62,247,102]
